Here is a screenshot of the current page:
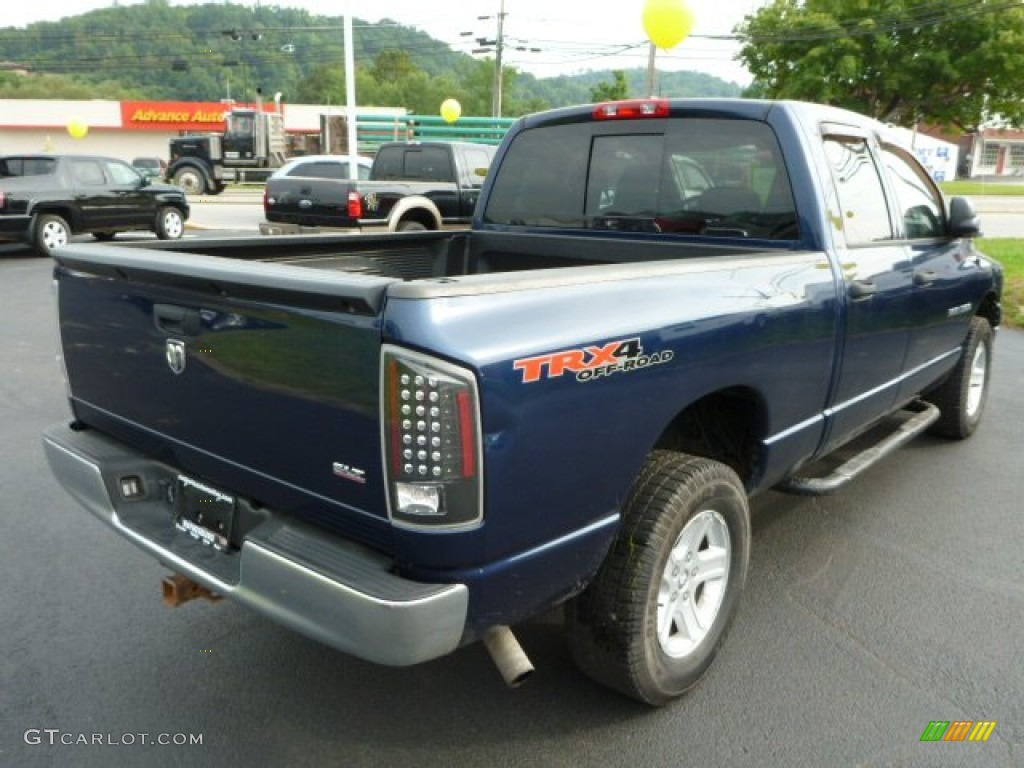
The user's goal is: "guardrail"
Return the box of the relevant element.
[354,114,515,152]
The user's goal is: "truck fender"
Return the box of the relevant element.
[29,202,79,232]
[387,196,443,232]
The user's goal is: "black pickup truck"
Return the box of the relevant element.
[261,141,496,234]
[0,154,189,256]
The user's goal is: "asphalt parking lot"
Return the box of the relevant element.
[1,247,1021,768]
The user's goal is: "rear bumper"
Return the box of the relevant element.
[260,220,361,236]
[42,422,468,667]
[259,219,386,236]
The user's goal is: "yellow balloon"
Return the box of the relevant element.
[67,118,89,140]
[440,98,462,124]
[642,0,695,50]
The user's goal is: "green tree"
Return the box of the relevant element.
[294,64,348,105]
[590,71,630,102]
[370,50,418,84]
[736,0,1024,130]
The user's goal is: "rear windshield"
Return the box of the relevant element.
[286,160,370,180]
[483,117,798,240]
[0,157,57,178]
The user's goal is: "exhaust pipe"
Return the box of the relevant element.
[482,626,534,688]
[162,573,223,607]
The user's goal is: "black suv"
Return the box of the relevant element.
[0,154,190,256]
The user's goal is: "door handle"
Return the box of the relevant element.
[154,303,202,336]
[914,270,939,286]
[848,280,878,299]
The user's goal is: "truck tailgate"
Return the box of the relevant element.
[266,176,357,228]
[54,244,396,548]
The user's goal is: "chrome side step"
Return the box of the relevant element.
[778,401,940,496]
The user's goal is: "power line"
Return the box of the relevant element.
[4,1,1019,78]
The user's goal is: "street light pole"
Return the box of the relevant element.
[492,0,505,118]
[344,2,359,180]
[646,42,657,97]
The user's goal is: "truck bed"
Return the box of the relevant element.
[95,229,787,282]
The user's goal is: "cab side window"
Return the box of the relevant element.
[880,145,946,239]
[823,138,893,245]
[104,160,141,185]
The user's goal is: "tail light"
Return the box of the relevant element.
[347,191,363,219]
[262,188,270,215]
[381,345,482,530]
[0,190,6,209]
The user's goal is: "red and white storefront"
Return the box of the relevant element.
[0,98,404,159]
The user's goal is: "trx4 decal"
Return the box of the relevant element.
[514,337,674,384]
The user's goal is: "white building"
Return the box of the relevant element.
[886,125,959,183]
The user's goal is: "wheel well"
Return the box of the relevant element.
[652,387,766,489]
[396,207,438,230]
[33,206,77,232]
[977,291,1001,329]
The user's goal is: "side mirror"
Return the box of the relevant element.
[948,196,981,238]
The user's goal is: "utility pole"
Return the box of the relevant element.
[469,3,508,118]
[222,29,263,106]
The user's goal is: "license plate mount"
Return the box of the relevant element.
[174,475,236,551]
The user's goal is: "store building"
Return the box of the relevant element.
[0,98,406,159]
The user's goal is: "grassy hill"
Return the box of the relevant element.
[0,1,741,112]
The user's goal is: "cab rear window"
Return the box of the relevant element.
[0,157,56,178]
[483,118,798,240]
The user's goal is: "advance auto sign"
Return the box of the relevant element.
[120,101,231,132]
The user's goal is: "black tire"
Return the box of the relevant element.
[172,167,206,195]
[33,213,71,257]
[925,316,993,439]
[565,450,750,705]
[92,232,118,241]
[397,219,428,232]
[154,206,185,240]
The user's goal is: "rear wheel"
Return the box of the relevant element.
[172,167,206,195]
[155,207,185,240]
[925,316,993,439]
[33,213,71,257]
[397,219,427,232]
[565,451,750,705]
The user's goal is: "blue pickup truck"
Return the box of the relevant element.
[43,99,1002,705]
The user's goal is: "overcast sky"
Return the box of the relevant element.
[3,0,768,85]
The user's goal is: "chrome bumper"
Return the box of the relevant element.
[42,423,468,667]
